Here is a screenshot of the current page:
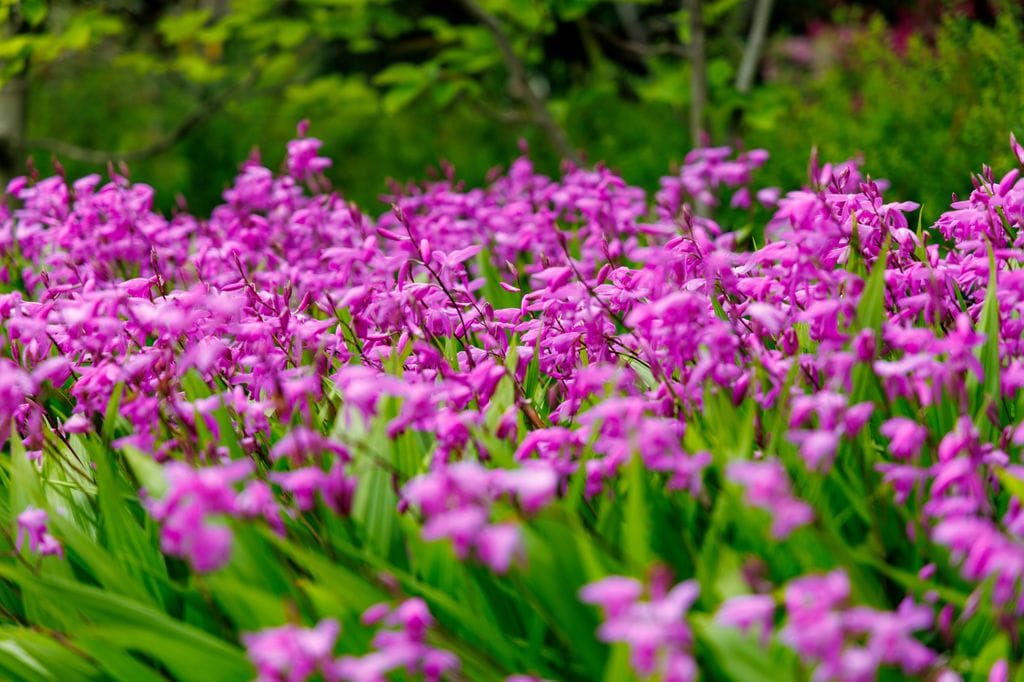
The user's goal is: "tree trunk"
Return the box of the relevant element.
[686,0,707,149]
[686,0,710,217]
[735,0,773,96]
[615,3,648,46]
[729,0,774,137]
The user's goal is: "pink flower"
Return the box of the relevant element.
[242,619,340,682]
[337,600,459,682]
[881,417,928,459]
[147,460,253,572]
[16,506,62,558]
[715,594,775,646]
[727,459,813,538]
[580,576,699,680]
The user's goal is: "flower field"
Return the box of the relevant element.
[1,130,1024,681]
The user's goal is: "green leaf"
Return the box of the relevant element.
[121,446,167,498]
[19,0,47,28]
[101,383,124,443]
[996,468,1024,503]
[212,403,245,461]
[624,453,650,574]
[432,80,466,108]
[0,641,52,682]
[0,627,98,681]
[381,82,427,114]
[697,494,733,605]
[204,574,288,631]
[73,636,165,682]
[275,20,310,49]
[972,632,1009,680]
[0,567,252,682]
[849,235,891,406]
[157,9,212,44]
[372,62,429,86]
[352,457,400,561]
[88,435,169,607]
[914,205,929,264]
[973,240,1001,419]
[600,642,632,682]
[263,531,385,615]
[521,521,605,677]
[693,615,798,682]
[180,369,212,401]
[853,234,891,335]
[48,517,156,606]
[8,425,42,514]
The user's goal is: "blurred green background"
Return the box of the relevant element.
[1,0,1022,221]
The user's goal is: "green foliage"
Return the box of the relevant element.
[3,1,1021,224]
[748,12,1024,222]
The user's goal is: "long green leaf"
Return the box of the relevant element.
[0,567,252,681]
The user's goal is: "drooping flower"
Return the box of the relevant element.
[727,459,814,538]
[714,594,775,646]
[880,418,929,459]
[242,619,340,682]
[146,460,253,572]
[15,506,63,558]
[335,599,459,682]
[580,575,699,680]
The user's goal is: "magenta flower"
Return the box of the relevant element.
[790,429,840,471]
[286,137,332,181]
[270,428,349,466]
[579,576,644,619]
[15,506,62,558]
[146,460,253,572]
[714,594,775,646]
[781,571,938,680]
[727,459,813,538]
[403,461,531,573]
[580,576,699,679]
[336,599,459,682]
[989,659,1009,682]
[880,418,928,459]
[242,619,340,682]
[9,119,1024,681]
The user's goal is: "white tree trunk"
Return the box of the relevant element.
[735,0,774,95]
[687,0,706,149]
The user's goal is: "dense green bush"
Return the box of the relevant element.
[747,12,1024,220]
[8,3,1024,218]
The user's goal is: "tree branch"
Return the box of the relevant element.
[457,0,582,166]
[614,2,648,46]
[469,98,531,126]
[589,21,689,60]
[24,71,258,166]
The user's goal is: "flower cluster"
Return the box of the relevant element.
[780,571,937,681]
[726,458,814,538]
[145,460,256,571]
[580,573,700,681]
[336,599,459,682]
[5,124,1024,680]
[401,460,558,572]
[243,600,459,682]
[243,619,340,682]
